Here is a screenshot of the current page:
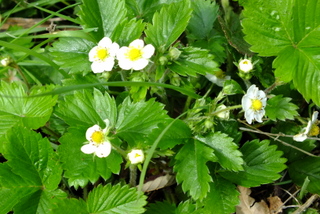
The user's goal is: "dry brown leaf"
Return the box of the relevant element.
[267,196,283,214]
[141,174,175,192]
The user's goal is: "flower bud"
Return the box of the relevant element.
[168,47,181,60]
[238,59,253,73]
[215,104,230,120]
[128,149,144,164]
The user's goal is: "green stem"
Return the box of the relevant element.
[129,165,137,187]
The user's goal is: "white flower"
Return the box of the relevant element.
[81,119,112,158]
[116,39,155,70]
[293,111,319,142]
[127,149,144,164]
[1,57,10,67]
[205,70,231,87]
[89,37,119,73]
[216,104,230,120]
[241,85,267,124]
[239,59,253,73]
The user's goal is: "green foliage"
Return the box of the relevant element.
[265,95,299,121]
[220,140,287,187]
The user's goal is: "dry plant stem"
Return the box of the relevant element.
[292,194,319,214]
[239,127,318,157]
[280,189,301,212]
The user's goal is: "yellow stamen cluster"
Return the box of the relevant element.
[91,131,104,144]
[251,99,263,111]
[309,125,320,136]
[97,49,108,60]
[128,48,142,61]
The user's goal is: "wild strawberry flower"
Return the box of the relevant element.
[127,149,144,164]
[205,70,231,87]
[241,85,267,124]
[238,58,253,73]
[293,111,319,142]
[88,37,119,73]
[81,119,112,158]
[116,39,155,70]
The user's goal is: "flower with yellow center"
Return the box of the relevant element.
[294,111,319,142]
[81,119,112,158]
[127,149,144,164]
[88,37,119,73]
[116,39,155,70]
[241,85,267,124]
[238,58,253,73]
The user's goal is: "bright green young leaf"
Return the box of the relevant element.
[86,184,147,213]
[49,38,95,74]
[111,18,145,46]
[145,0,192,51]
[0,82,57,137]
[55,89,117,129]
[78,0,127,41]
[58,128,122,188]
[202,176,239,214]
[176,200,198,214]
[168,47,219,76]
[288,156,320,194]
[115,97,170,146]
[187,0,219,40]
[196,132,244,171]
[174,139,216,200]
[50,198,87,214]
[0,127,63,214]
[265,95,299,121]
[241,0,320,105]
[220,140,287,187]
[145,201,175,214]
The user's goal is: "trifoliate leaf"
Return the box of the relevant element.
[288,156,320,195]
[0,127,63,214]
[174,139,216,200]
[78,0,127,41]
[196,132,244,171]
[220,140,287,187]
[0,81,57,137]
[49,38,94,74]
[145,0,192,51]
[265,95,299,121]
[202,176,239,214]
[187,0,219,40]
[86,184,147,214]
[168,47,219,76]
[58,128,122,188]
[115,97,170,146]
[240,0,320,106]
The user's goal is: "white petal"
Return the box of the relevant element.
[116,47,129,60]
[109,43,120,56]
[254,110,264,123]
[293,133,307,142]
[89,46,98,61]
[128,149,144,164]
[118,58,133,70]
[257,90,266,99]
[101,58,115,71]
[142,44,155,59]
[91,62,105,73]
[304,121,313,134]
[98,37,112,47]
[132,59,149,70]
[81,143,96,154]
[205,73,218,83]
[86,125,101,141]
[311,111,319,123]
[129,39,144,49]
[244,109,254,124]
[95,142,112,158]
[241,95,251,111]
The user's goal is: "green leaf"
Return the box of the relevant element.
[58,128,122,188]
[174,139,216,200]
[0,127,63,214]
[115,97,169,146]
[86,184,147,213]
[168,47,219,76]
[187,0,219,40]
[55,89,117,129]
[215,119,242,144]
[50,198,87,214]
[111,18,146,46]
[49,38,95,74]
[145,0,192,51]
[0,82,57,137]
[202,176,239,214]
[220,140,287,187]
[288,156,320,194]
[78,0,127,41]
[196,132,244,171]
[241,0,320,105]
[265,95,299,121]
[145,201,175,214]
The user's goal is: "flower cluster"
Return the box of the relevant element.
[89,37,155,73]
[293,111,319,142]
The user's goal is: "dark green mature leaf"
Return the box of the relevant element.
[289,157,320,194]
[86,184,147,213]
[241,0,320,105]
[220,140,287,187]
[49,38,95,74]
[78,0,127,41]
[0,81,57,137]
[145,0,192,51]
[115,97,169,146]
[58,128,122,188]
[0,127,63,214]
[265,95,299,121]
[197,132,244,171]
[174,139,216,200]
[202,176,239,214]
[168,47,219,76]
[187,0,219,40]
[50,198,87,214]
[145,201,175,214]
